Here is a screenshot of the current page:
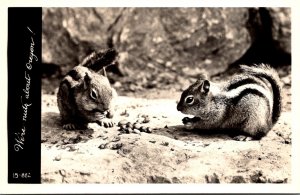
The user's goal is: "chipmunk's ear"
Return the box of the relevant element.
[197,72,208,80]
[195,78,204,86]
[195,73,208,84]
[99,67,107,77]
[201,80,210,94]
[84,73,92,89]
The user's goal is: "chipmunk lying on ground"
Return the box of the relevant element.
[57,49,118,130]
[177,64,282,141]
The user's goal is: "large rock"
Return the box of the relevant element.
[113,8,251,76]
[268,8,291,54]
[42,8,251,77]
[42,7,290,89]
[42,8,124,74]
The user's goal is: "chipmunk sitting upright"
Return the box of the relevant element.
[177,64,282,141]
[57,49,118,130]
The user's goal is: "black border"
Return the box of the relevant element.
[7,7,42,183]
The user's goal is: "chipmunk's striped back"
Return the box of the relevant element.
[240,64,282,125]
[224,64,281,126]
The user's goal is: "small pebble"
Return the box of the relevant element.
[143,117,150,123]
[98,144,106,149]
[79,171,91,176]
[133,123,141,130]
[67,145,77,152]
[112,143,123,150]
[126,122,133,129]
[118,120,128,127]
[120,110,129,117]
[203,143,210,147]
[284,139,291,144]
[126,128,133,134]
[259,176,267,183]
[146,127,152,133]
[111,136,121,142]
[62,139,69,144]
[54,155,61,161]
[133,129,141,134]
[140,126,147,132]
[70,135,82,144]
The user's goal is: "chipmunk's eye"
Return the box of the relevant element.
[185,95,194,105]
[90,89,98,100]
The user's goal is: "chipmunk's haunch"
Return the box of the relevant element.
[57,49,118,130]
[177,64,282,140]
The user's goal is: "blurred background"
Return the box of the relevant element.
[42,8,291,97]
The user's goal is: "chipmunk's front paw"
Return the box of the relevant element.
[182,117,191,124]
[233,135,253,141]
[182,117,194,129]
[97,119,115,128]
[63,123,87,130]
[182,117,201,128]
[63,123,76,130]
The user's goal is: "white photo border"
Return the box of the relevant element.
[0,0,299,194]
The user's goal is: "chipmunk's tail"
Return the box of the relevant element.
[80,48,118,72]
[240,64,282,125]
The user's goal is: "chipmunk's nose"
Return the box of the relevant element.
[177,104,182,111]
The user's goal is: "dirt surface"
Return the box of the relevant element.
[41,67,291,183]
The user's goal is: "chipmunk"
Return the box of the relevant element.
[57,49,118,130]
[177,64,282,141]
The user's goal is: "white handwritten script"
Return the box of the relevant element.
[14,27,38,152]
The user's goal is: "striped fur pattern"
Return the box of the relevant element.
[57,49,118,130]
[177,64,282,139]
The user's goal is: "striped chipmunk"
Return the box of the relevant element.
[57,49,118,130]
[177,64,282,141]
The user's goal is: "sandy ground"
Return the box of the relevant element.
[41,78,291,183]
